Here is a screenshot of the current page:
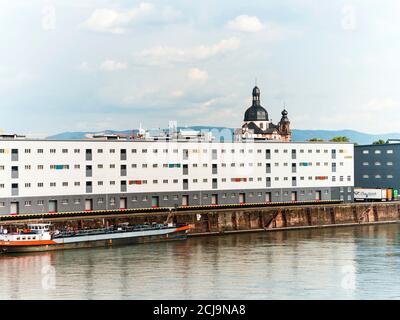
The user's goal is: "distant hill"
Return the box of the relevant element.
[46,127,400,145]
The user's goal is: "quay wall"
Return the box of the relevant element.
[2,202,400,235]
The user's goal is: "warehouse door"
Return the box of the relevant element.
[49,200,58,213]
[10,202,19,215]
[85,199,93,211]
[182,195,189,206]
[211,194,218,205]
[151,196,159,208]
[119,197,127,209]
[239,193,245,204]
[315,191,321,201]
[291,192,297,202]
[265,192,271,203]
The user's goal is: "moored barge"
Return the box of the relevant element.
[0,222,190,253]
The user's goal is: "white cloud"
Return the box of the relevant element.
[100,60,127,71]
[366,98,398,111]
[227,15,264,32]
[82,3,153,34]
[188,68,208,81]
[78,61,90,71]
[138,37,240,65]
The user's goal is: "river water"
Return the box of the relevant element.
[1,223,400,300]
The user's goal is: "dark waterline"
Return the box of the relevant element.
[1,224,400,299]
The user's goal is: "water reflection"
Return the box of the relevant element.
[1,224,400,299]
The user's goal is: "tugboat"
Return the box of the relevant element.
[0,222,190,253]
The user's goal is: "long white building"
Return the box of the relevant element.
[0,137,354,215]
[0,87,354,215]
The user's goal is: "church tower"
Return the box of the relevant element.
[240,86,292,141]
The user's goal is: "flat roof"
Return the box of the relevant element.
[0,138,355,144]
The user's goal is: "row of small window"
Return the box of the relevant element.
[0,174,353,189]
[0,148,346,155]
[362,149,393,154]
[362,162,393,166]
[362,175,394,179]
[0,162,347,171]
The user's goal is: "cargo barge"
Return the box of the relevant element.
[0,222,190,253]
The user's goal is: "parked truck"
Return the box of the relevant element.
[354,188,398,202]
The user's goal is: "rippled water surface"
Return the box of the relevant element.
[1,224,400,299]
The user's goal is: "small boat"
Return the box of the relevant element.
[0,222,190,253]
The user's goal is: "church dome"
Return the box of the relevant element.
[244,86,269,121]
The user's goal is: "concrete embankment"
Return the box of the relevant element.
[1,202,399,235]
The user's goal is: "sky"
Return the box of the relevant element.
[1,0,400,137]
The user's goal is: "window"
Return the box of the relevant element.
[132,164,137,168]
[74,199,81,204]
[37,149,43,153]
[74,164,80,169]
[74,182,80,186]
[24,183,31,188]
[25,165,31,170]
[50,182,56,187]
[38,165,44,170]
[50,149,56,153]
[375,162,381,166]
[132,149,137,153]
[375,175,381,178]
[374,150,381,154]
[62,149,68,153]
[387,175,394,179]
[25,149,31,153]
[387,162,393,166]
[38,182,44,187]
[387,150,394,154]
[110,164,116,168]
[110,181,115,185]
[98,164,103,169]
[62,199,68,205]
[97,149,103,153]
[110,149,115,153]
[142,164,147,168]
[98,181,103,186]
[98,198,104,204]
[362,162,369,166]
[363,175,369,178]
[74,149,80,153]
[362,150,369,154]
[24,201,31,206]
[37,200,44,206]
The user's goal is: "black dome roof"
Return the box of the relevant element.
[244,86,269,121]
[244,106,268,121]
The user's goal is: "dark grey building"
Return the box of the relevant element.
[355,142,400,191]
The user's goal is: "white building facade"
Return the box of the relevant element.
[0,138,354,215]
